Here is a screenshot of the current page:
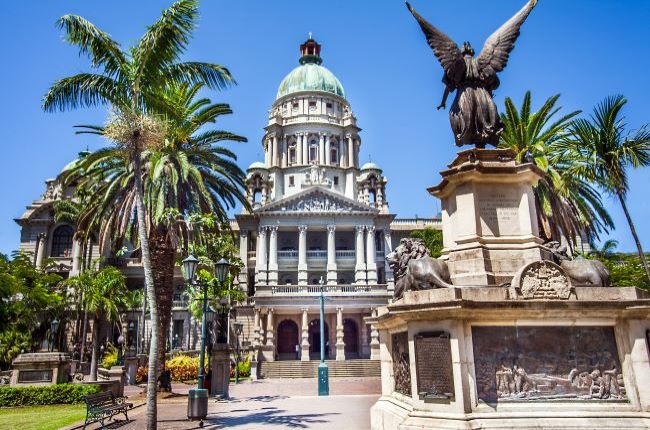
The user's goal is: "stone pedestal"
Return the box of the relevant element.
[97,366,126,396]
[10,352,71,386]
[369,287,650,430]
[429,149,550,286]
[124,357,138,385]
[210,343,230,398]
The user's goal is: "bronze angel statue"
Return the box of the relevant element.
[406,0,538,148]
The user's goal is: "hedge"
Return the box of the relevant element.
[0,384,100,407]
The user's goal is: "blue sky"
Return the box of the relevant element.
[1,0,649,254]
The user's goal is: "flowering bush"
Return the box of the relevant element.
[135,365,148,383]
[230,358,251,378]
[167,355,199,382]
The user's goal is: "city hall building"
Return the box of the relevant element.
[15,38,439,364]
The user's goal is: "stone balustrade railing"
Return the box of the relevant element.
[270,284,388,295]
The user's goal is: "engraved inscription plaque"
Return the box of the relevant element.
[478,188,521,236]
[391,332,411,397]
[472,326,627,403]
[414,332,454,401]
[18,369,52,383]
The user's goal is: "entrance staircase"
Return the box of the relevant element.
[259,359,380,379]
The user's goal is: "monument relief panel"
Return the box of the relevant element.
[477,185,521,236]
[472,326,626,403]
[414,332,455,401]
[392,332,411,397]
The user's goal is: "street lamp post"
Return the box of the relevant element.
[318,276,329,396]
[184,255,231,426]
[50,318,60,352]
[233,322,243,384]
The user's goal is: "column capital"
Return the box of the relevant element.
[345,133,352,139]
[366,225,376,233]
[37,232,47,240]
[355,225,366,233]
[268,225,279,232]
[298,225,308,232]
[301,307,309,313]
[327,225,336,233]
[240,230,248,238]
[258,226,266,235]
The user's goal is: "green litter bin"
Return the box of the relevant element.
[187,388,208,427]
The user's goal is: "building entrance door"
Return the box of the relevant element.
[343,319,359,358]
[308,319,330,359]
[277,319,299,360]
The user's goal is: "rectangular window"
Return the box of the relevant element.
[292,102,299,109]
[289,176,295,187]
[326,102,332,109]
[333,176,339,186]
[309,101,317,109]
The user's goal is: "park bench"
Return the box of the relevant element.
[83,391,133,429]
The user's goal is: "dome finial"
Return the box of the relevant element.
[299,37,322,65]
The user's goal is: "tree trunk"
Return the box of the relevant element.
[149,226,176,383]
[617,191,650,283]
[89,314,100,382]
[132,152,159,430]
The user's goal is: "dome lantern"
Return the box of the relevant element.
[299,36,322,65]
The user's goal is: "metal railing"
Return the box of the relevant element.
[336,250,355,258]
[278,250,298,258]
[306,250,327,258]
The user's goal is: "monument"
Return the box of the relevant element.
[369,2,650,429]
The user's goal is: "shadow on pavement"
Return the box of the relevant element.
[226,395,289,403]
[208,408,337,428]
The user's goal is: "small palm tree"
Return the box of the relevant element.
[499,91,613,246]
[562,95,650,282]
[43,2,234,424]
[66,267,127,381]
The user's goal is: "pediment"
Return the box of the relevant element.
[256,186,377,215]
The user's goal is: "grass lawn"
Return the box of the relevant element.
[0,404,86,430]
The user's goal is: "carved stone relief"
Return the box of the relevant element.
[512,260,572,300]
[472,326,627,403]
[392,332,411,397]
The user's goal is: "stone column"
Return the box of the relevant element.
[319,134,326,164]
[369,308,380,360]
[271,135,278,167]
[366,225,377,283]
[298,225,308,286]
[347,135,354,168]
[267,226,278,285]
[261,308,275,362]
[264,139,270,166]
[281,135,287,168]
[70,238,82,277]
[325,134,331,166]
[297,133,303,165]
[302,134,309,165]
[354,226,366,285]
[326,225,337,285]
[360,318,370,358]
[35,233,47,268]
[335,308,345,361]
[300,308,310,361]
[255,227,267,284]
[238,231,249,290]
[253,308,261,347]
[383,229,394,290]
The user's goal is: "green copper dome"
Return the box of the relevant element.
[276,38,345,100]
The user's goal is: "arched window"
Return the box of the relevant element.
[368,189,377,206]
[51,225,74,257]
[309,139,319,164]
[330,140,339,165]
[253,189,262,204]
[288,142,297,165]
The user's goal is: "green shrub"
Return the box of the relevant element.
[230,358,251,378]
[100,344,119,369]
[0,384,100,407]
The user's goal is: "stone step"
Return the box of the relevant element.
[259,359,380,379]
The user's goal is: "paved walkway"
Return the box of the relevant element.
[72,377,380,430]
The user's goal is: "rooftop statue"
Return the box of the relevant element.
[406,0,538,148]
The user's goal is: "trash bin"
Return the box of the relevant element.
[187,388,208,426]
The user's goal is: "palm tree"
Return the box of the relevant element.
[66,267,127,381]
[42,1,234,426]
[66,82,248,372]
[562,95,650,282]
[499,91,613,247]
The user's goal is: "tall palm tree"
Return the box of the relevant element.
[42,1,234,427]
[61,83,247,372]
[562,95,650,282]
[499,91,613,247]
[66,266,127,381]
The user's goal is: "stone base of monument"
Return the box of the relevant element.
[429,149,552,286]
[10,352,71,386]
[368,283,650,429]
[210,343,230,398]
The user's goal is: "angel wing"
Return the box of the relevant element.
[406,2,465,83]
[477,0,538,75]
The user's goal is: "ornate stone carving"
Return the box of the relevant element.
[391,332,411,397]
[513,260,571,300]
[284,194,349,213]
[303,164,328,186]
